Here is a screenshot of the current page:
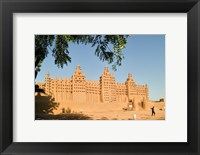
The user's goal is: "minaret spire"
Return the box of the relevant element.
[46,71,50,77]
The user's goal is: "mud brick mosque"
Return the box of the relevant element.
[37,65,149,107]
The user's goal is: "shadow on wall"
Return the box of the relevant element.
[35,92,60,115]
[35,85,45,93]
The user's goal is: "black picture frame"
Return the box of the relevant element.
[0,0,200,154]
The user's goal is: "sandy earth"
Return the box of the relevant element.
[59,102,165,120]
[35,92,165,120]
[83,109,165,120]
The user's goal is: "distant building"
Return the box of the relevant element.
[41,65,149,106]
[160,98,165,102]
[36,82,45,90]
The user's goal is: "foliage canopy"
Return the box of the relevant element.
[35,35,129,78]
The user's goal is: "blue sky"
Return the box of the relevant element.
[36,35,165,101]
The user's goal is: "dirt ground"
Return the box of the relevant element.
[57,102,165,120]
[83,109,165,120]
[35,92,165,120]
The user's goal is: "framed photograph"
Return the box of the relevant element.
[0,0,200,154]
[35,34,165,121]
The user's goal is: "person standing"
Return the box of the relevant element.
[151,106,155,116]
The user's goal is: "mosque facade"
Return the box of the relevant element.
[41,65,148,106]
